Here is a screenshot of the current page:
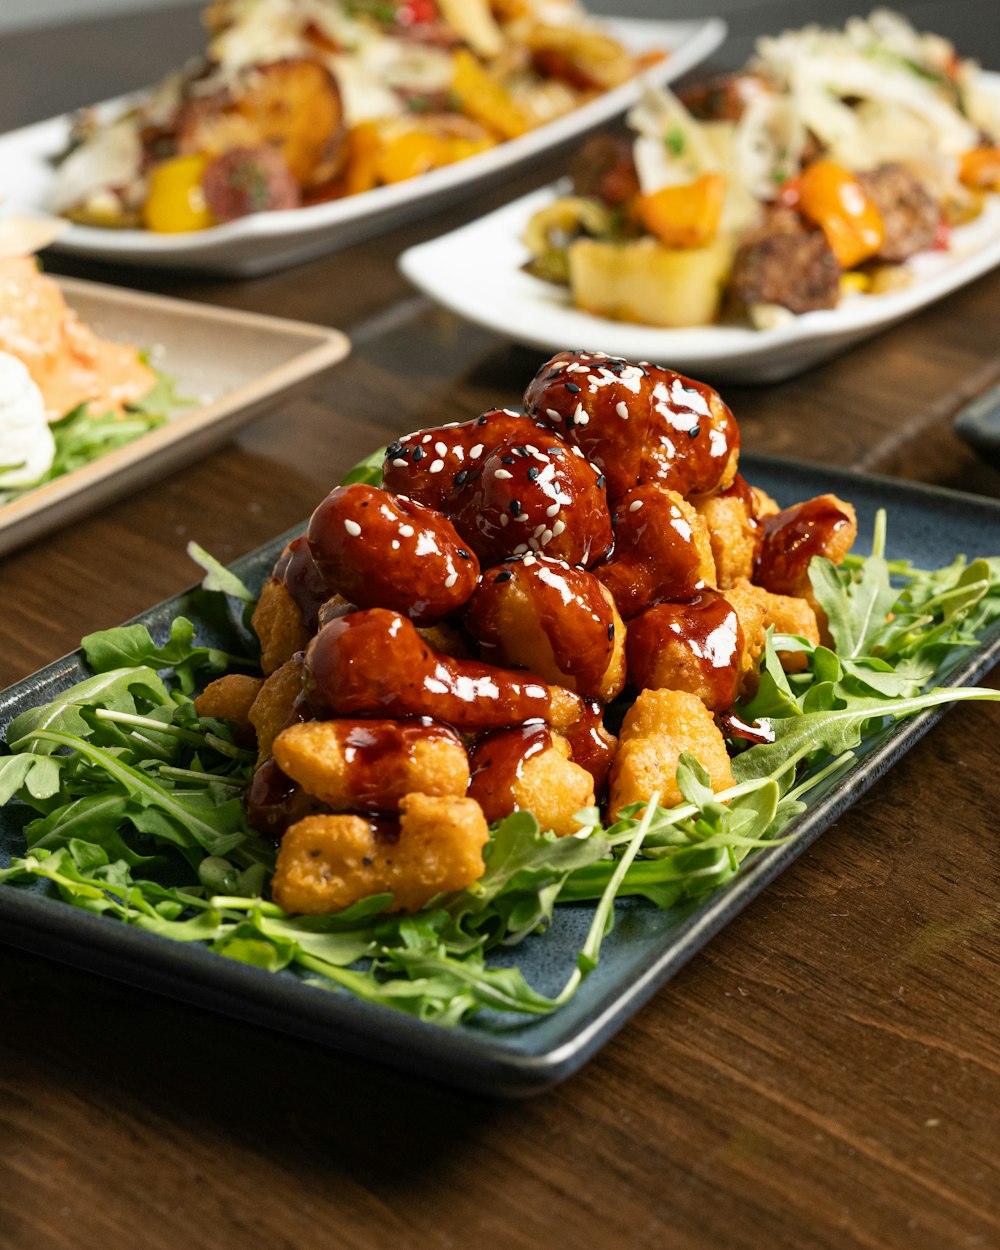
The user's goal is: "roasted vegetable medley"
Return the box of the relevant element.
[50,0,647,232]
[524,9,1000,328]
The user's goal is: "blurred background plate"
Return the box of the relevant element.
[400,73,1000,385]
[0,17,725,277]
[0,277,349,555]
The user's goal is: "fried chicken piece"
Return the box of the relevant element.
[608,689,734,816]
[755,494,857,600]
[270,794,490,914]
[596,485,717,620]
[272,718,469,812]
[465,555,626,701]
[625,593,744,712]
[722,579,769,693]
[694,475,762,588]
[193,673,263,738]
[730,580,820,673]
[468,726,595,836]
[248,656,305,763]
[252,578,311,677]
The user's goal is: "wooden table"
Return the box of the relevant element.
[2,4,999,1248]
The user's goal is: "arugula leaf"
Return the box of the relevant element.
[186,541,257,607]
[81,617,243,693]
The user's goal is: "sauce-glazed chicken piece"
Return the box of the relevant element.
[222,352,860,914]
[465,554,625,701]
[469,725,595,837]
[523,349,739,501]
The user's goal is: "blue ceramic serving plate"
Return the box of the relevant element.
[2,456,999,1096]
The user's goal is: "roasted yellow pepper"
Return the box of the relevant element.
[451,48,528,140]
[636,174,726,249]
[143,155,214,233]
[794,160,884,269]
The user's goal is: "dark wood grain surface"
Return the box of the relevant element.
[1,4,999,1248]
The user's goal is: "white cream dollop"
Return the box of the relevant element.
[0,352,56,490]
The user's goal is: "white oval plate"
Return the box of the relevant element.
[399,72,1000,384]
[0,17,724,278]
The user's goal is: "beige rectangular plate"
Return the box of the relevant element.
[0,277,349,555]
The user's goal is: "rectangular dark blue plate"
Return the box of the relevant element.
[2,456,999,1096]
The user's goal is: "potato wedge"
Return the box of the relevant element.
[568,234,735,328]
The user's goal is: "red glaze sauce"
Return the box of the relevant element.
[596,484,710,619]
[381,409,535,512]
[306,608,582,732]
[449,427,612,569]
[717,711,775,744]
[523,350,738,502]
[307,482,480,625]
[561,697,616,794]
[467,722,553,824]
[329,717,463,811]
[756,496,854,595]
[464,554,615,698]
[272,535,331,633]
[625,591,744,713]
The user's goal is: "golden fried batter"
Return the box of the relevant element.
[271,793,490,914]
[722,579,769,693]
[272,718,469,811]
[731,580,820,673]
[695,490,758,588]
[469,727,595,836]
[252,578,310,676]
[193,673,263,736]
[608,688,734,816]
[248,656,305,763]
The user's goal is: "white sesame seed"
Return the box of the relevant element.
[552,520,566,537]
[533,524,546,537]
[469,443,484,459]
[528,538,540,551]
[421,434,432,444]
[429,459,444,474]
[545,408,562,423]
[517,513,530,522]
[435,441,448,457]
[572,447,584,458]
[391,540,400,550]
[513,543,529,555]
[392,457,408,468]
[444,571,458,588]
[399,524,414,537]
[545,502,560,518]
[344,519,361,537]
[494,468,513,480]
[503,408,519,417]
[616,401,630,420]
[526,445,539,455]
[629,500,644,512]
[523,555,537,566]
[540,529,553,545]
[500,514,509,527]
[440,421,460,429]
[574,404,590,427]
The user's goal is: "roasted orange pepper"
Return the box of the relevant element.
[451,48,528,140]
[143,155,213,233]
[959,146,1000,190]
[344,122,382,196]
[795,160,884,269]
[636,173,726,249]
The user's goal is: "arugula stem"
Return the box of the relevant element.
[91,708,252,760]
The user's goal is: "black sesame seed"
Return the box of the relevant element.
[493,570,514,583]
[510,499,522,517]
[565,382,581,394]
[454,470,469,486]
[687,424,701,439]
[608,623,615,640]
[477,415,488,426]
[386,441,402,458]
[596,474,606,490]
[513,446,529,457]
[527,466,539,481]
[500,454,515,465]
[457,549,472,559]
[546,446,564,456]
[412,445,425,461]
